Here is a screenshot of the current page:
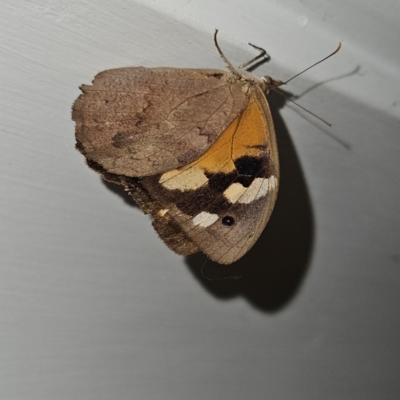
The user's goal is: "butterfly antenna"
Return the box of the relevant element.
[283,42,342,85]
[273,89,332,126]
[274,43,341,126]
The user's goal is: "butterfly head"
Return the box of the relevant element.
[260,76,285,94]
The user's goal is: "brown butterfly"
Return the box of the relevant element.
[72,30,340,264]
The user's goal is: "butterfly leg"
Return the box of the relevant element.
[238,43,270,69]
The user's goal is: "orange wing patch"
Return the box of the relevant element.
[159,91,270,192]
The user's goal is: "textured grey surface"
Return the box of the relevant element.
[1,1,399,399]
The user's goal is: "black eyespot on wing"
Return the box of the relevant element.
[222,216,235,226]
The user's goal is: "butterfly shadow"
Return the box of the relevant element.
[185,90,315,313]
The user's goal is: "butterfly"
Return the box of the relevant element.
[72,30,340,264]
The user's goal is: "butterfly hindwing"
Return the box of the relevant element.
[137,85,279,264]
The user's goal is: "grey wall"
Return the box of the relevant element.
[1,1,399,399]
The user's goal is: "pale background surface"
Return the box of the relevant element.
[2,1,400,399]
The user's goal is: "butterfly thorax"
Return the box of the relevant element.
[227,68,284,96]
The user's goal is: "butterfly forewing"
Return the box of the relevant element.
[73,67,248,176]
